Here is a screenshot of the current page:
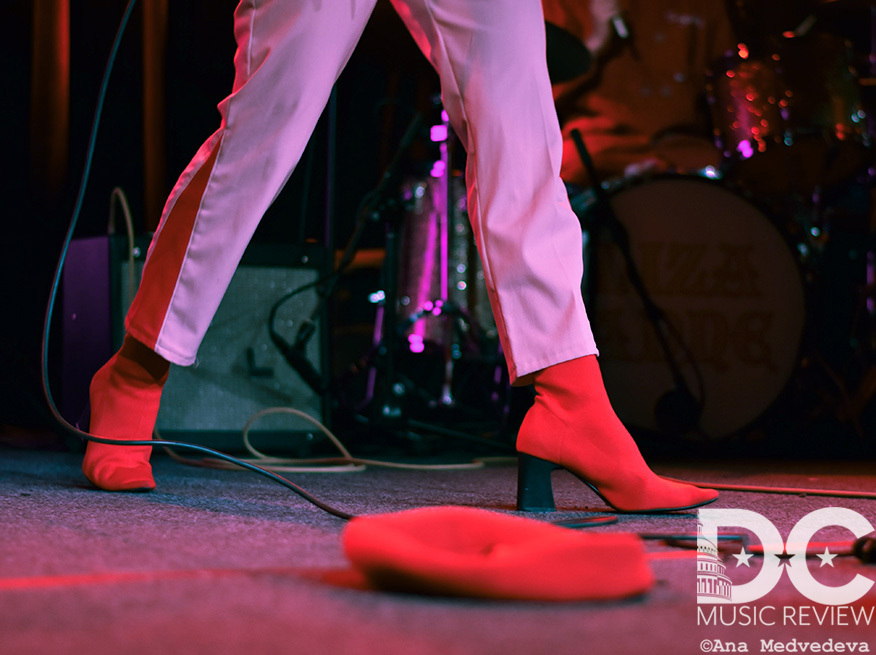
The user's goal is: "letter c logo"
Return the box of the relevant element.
[785,507,874,605]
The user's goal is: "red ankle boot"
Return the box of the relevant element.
[82,336,169,491]
[516,355,718,513]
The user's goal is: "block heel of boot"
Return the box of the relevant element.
[517,454,560,512]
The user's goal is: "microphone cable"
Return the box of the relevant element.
[38,0,355,521]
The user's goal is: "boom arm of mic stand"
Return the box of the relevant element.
[370,112,424,211]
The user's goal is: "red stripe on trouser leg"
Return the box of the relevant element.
[124,1,377,366]
[125,143,221,356]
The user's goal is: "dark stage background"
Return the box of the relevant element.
[3,0,876,458]
[2,0,441,434]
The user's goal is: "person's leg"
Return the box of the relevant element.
[391,0,717,511]
[391,0,596,382]
[83,335,169,491]
[84,0,378,490]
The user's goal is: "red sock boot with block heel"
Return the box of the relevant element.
[516,355,718,513]
[82,335,169,491]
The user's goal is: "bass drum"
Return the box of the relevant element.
[581,175,807,438]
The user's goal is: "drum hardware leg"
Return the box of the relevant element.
[393,302,464,409]
[569,129,704,434]
[392,299,504,411]
[361,281,512,445]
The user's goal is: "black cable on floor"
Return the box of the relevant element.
[38,0,355,521]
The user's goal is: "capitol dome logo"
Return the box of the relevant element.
[697,520,732,602]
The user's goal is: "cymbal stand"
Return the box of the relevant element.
[419,107,456,407]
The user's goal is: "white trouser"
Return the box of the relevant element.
[126,0,598,383]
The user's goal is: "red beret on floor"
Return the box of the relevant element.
[342,505,654,601]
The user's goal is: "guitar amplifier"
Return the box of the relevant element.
[62,236,330,452]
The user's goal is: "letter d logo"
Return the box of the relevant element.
[698,508,784,604]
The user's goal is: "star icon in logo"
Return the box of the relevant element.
[817,547,838,568]
[764,548,794,566]
[775,549,795,566]
[733,547,754,567]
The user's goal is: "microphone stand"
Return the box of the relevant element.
[270,113,425,398]
[570,129,702,433]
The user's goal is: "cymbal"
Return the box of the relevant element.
[545,21,592,83]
